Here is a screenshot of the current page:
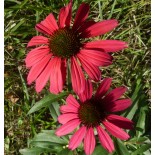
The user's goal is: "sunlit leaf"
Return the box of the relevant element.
[48,101,60,121]
[19,148,44,155]
[28,92,70,114]
[115,139,130,155]
[131,144,151,155]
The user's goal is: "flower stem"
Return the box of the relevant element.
[67,59,72,91]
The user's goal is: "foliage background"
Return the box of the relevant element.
[4,0,151,154]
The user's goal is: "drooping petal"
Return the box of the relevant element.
[77,20,96,33]
[79,49,113,67]
[104,99,132,112]
[25,46,50,68]
[71,56,85,94]
[80,19,118,38]
[35,13,58,35]
[66,95,80,108]
[95,78,112,99]
[84,40,128,52]
[55,119,81,136]
[27,36,49,47]
[45,13,58,30]
[103,121,130,140]
[106,114,134,129]
[35,59,53,92]
[77,53,101,81]
[78,80,93,103]
[84,127,96,155]
[73,3,89,31]
[50,57,63,94]
[58,113,79,124]
[60,105,79,114]
[65,0,72,27]
[58,4,69,28]
[69,126,86,150]
[27,54,51,84]
[103,86,127,103]
[96,126,114,153]
[35,23,52,35]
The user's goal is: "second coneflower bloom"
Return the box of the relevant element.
[56,78,133,155]
[26,0,127,94]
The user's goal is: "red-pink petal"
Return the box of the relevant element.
[60,105,79,114]
[27,36,49,47]
[50,57,63,94]
[25,46,50,68]
[27,54,51,84]
[106,114,134,129]
[80,19,118,38]
[95,78,112,99]
[77,53,101,81]
[35,13,58,35]
[103,86,127,103]
[65,0,72,27]
[58,4,69,28]
[73,3,89,30]
[78,80,93,103]
[96,126,114,153]
[69,126,86,150]
[45,13,58,30]
[66,95,80,108]
[84,127,96,155]
[71,56,85,94]
[103,121,130,140]
[55,119,81,136]
[35,59,53,92]
[35,23,52,35]
[104,99,132,112]
[77,20,96,33]
[79,49,113,67]
[84,40,128,52]
[58,113,79,124]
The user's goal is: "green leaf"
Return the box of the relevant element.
[58,148,73,155]
[128,136,149,144]
[115,139,130,155]
[41,130,69,142]
[31,132,67,145]
[92,145,110,155]
[30,141,62,152]
[136,107,147,137]
[10,19,25,32]
[28,91,70,114]
[48,101,60,121]
[19,148,44,155]
[131,144,151,155]
[123,79,143,120]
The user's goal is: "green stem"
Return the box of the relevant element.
[67,59,72,92]
[73,149,78,155]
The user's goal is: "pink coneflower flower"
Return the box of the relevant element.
[26,0,127,94]
[56,78,133,155]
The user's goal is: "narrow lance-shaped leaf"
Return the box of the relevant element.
[58,148,73,155]
[92,145,109,155]
[131,144,151,155]
[136,106,147,137]
[19,148,44,155]
[30,131,67,145]
[123,79,142,120]
[48,101,60,121]
[28,91,70,114]
[115,138,130,155]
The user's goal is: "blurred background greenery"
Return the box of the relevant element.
[4,0,150,154]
